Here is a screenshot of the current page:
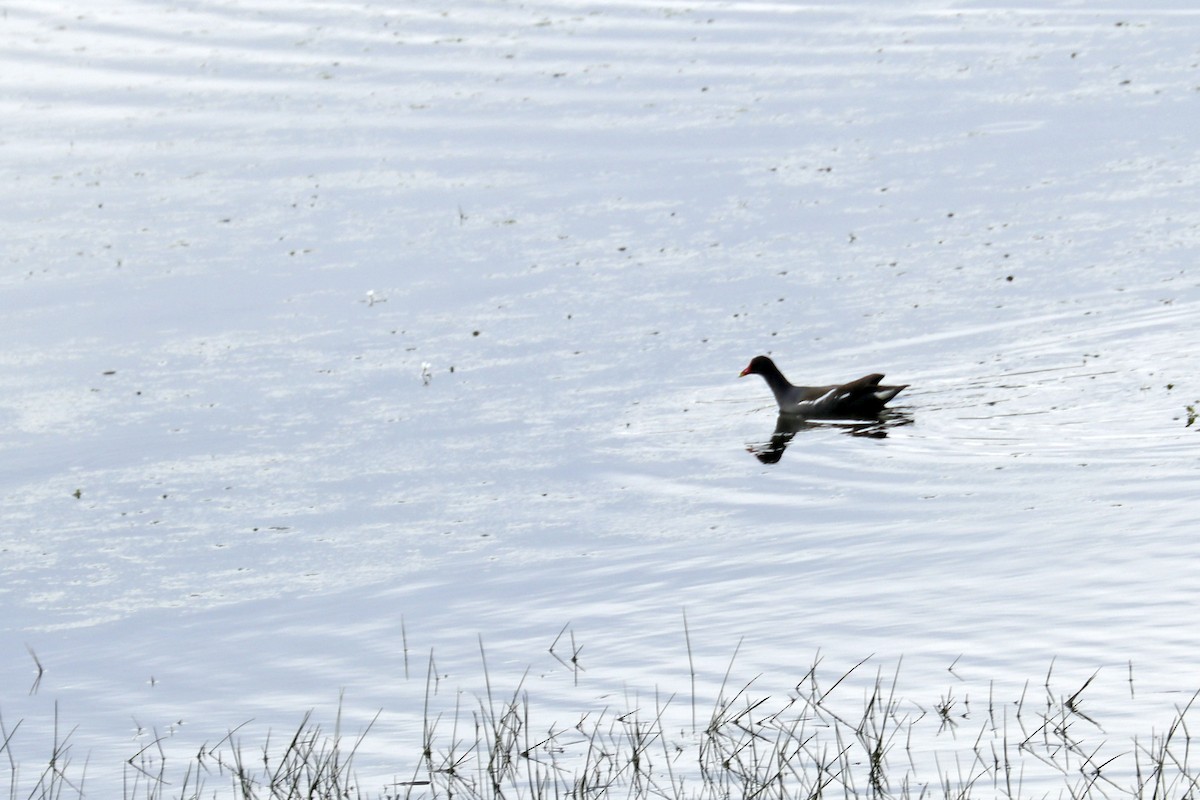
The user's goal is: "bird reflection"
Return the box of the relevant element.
[747,409,913,464]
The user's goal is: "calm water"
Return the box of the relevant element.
[2,0,1199,796]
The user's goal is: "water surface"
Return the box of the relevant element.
[2,0,1199,795]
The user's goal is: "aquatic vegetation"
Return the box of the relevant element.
[5,650,1200,800]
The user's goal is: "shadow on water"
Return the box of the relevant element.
[747,409,914,464]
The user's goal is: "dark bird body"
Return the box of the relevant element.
[739,355,907,417]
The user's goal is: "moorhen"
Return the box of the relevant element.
[739,355,907,417]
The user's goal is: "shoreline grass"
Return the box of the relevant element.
[5,646,1200,800]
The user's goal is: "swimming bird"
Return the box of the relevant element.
[739,355,907,417]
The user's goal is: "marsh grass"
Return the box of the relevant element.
[5,645,1200,800]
